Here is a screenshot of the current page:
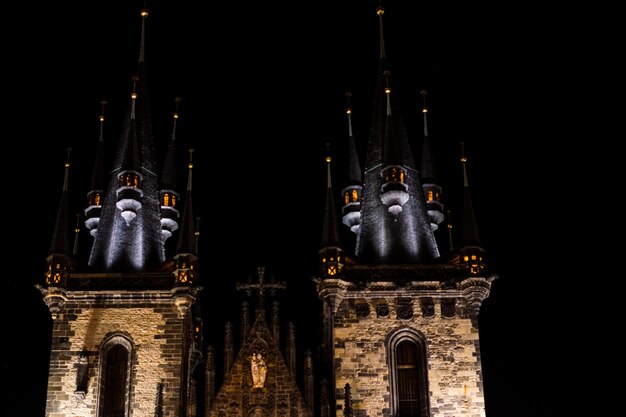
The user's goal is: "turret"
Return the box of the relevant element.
[84,100,108,236]
[458,142,486,276]
[159,97,182,243]
[419,90,444,230]
[319,146,344,278]
[341,92,363,234]
[44,148,72,289]
[115,78,144,226]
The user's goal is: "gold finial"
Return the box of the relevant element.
[173,96,181,120]
[131,76,138,100]
[75,213,81,234]
[345,91,352,114]
[421,90,428,113]
[195,217,201,238]
[140,8,149,18]
[188,148,194,169]
[460,142,467,163]
[384,70,391,94]
[65,148,72,168]
[376,6,384,16]
[326,156,331,163]
[99,99,107,123]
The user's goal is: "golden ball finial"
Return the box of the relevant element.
[376,6,385,16]
[325,156,332,163]
[140,8,149,18]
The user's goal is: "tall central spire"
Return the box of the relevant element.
[87,5,164,271]
[353,2,439,263]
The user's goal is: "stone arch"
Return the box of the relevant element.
[386,328,430,417]
[97,334,134,417]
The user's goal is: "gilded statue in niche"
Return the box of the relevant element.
[249,350,267,388]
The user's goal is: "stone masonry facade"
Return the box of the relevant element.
[328,281,488,417]
[44,290,191,417]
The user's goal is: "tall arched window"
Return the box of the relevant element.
[99,335,133,417]
[388,329,430,417]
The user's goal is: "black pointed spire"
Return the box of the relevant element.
[173,149,198,287]
[355,3,439,263]
[159,97,182,243]
[49,148,71,256]
[45,148,72,287]
[419,90,444,231]
[341,92,363,236]
[460,143,481,247]
[176,149,197,255]
[319,145,345,278]
[85,100,109,237]
[459,143,486,276]
[88,4,165,271]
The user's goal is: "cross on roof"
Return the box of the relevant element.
[236,266,286,304]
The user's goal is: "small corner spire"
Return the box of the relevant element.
[461,142,469,187]
[194,217,201,255]
[376,1,386,59]
[384,71,391,116]
[172,96,182,141]
[130,76,139,119]
[421,90,429,137]
[345,92,354,138]
[98,99,107,143]
[447,209,454,252]
[62,147,71,192]
[459,142,485,276]
[187,148,194,192]
[139,5,149,64]
[73,213,81,257]
[325,143,332,189]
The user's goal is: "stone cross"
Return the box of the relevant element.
[236,266,286,312]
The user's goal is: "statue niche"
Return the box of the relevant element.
[249,350,267,388]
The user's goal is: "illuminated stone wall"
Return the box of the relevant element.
[332,296,486,417]
[44,293,189,417]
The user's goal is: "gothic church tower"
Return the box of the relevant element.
[316,3,496,417]
[39,7,203,417]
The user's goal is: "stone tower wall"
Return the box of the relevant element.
[44,293,189,417]
[333,296,485,417]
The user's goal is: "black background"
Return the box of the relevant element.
[1,0,602,416]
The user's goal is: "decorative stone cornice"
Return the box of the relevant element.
[36,284,68,320]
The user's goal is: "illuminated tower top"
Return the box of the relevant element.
[354,2,439,264]
[87,6,165,271]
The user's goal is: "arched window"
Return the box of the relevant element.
[388,329,430,417]
[99,335,133,417]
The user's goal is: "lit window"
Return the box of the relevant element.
[427,190,433,201]
[352,189,358,202]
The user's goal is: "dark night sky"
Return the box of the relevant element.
[1,0,599,416]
